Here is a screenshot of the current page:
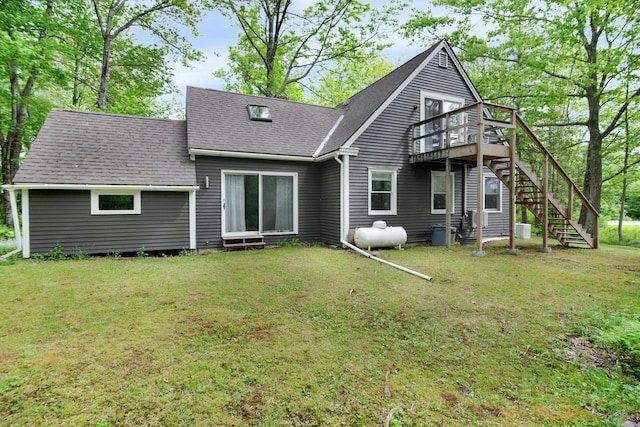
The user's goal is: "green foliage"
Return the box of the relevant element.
[43,243,67,261]
[215,0,402,98]
[597,313,640,377]
[136,246,148,258]
[0,224,14,240]
[276,238,302,247]
[599,226,640,246]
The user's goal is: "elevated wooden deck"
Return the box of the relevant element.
[409,102,599,253]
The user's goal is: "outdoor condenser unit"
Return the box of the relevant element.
[468,210,489,228]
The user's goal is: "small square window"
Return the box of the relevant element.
[247,105,272,121]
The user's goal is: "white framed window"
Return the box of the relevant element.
[484,175,502,212]
[431,171,455,214]
[222,171,298,236]
[419,90,466,152]
[91,190,141,215]
[368,168,397,215]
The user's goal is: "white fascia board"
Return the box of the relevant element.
[189,148,316,163]
[190,146,359,163]
[342,40,447,149]
[312,115,344,158]
[6,184,199,192]
[441,41,483,103]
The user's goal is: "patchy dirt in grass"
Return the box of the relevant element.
[233,385,270,420]
[555,335,620,374]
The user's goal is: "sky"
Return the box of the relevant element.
[154,1,430,106]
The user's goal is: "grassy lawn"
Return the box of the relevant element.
[1,241,639,426]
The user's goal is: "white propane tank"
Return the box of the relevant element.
[354,222,407,250]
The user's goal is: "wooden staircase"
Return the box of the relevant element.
[485,153,596,248]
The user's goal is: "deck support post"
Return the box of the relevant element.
[506,110,518,255]
[445,114,452,249]
[539,153,552,253]
[473,105,485,257]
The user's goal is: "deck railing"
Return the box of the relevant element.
[410,102,515,155]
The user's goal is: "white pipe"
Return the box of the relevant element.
[0,248,21,261]
[8,188,22,251]
[334,155,345,240]
[341,239,433,281]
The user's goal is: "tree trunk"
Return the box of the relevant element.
[97,35,112,111]
[579,127,602,235]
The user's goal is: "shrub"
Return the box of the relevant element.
[0,224,15,240]
[599,225,640,246]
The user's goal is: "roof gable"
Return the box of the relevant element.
[14,109,195,187]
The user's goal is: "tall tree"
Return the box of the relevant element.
[91,0,202,111]
[306,55,396,106]
[213,0,402,99]
[403,0,640,235]
[0,0,61,226]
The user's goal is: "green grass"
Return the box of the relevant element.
[599,225,640,246]
[1,242,639,426]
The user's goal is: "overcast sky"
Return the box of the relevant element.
[155,1,430,105]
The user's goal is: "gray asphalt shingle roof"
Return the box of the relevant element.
[186,87,343,157]
[13,109,196,186]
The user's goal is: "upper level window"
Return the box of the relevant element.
[247,105,272,122]
[484,175,502,212]
[91,190,141,215]
[369,169,397,215]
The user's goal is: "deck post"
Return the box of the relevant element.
[540,153,552,253]
[474,104,485,257]
[445,113,452,249]
[507,109,518,254]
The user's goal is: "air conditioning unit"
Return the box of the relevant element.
[468,210,488,228]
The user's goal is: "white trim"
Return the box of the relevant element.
[91,190,141,215]
[22,189,30,258]
[431,171,456,214]
[5,184,198,192]
[220,170,299,237]
[313,115,344,158]
[189,146,359,163]
[441,42,484,103]
[368,168,398,216]
[190,148,315,163]
[484,174,503,213]
[189,190,197,249]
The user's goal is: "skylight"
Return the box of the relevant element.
[247,105,272,122]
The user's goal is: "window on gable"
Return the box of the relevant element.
[438,51,449,68]
[369,169,397,215]
[91,190,141,215]
[484,175,502,212]
[431,171,455,214]
[247,105,272,121]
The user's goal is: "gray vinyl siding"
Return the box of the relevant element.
[348,49,508,243]
[195,157,324,247]
[319,159,341,245]
[28,190,190,255]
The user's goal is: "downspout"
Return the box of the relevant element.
[0,187,22,260]
[334,154,344,241]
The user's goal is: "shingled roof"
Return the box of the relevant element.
[186,87,343,157]
[13,109,196,187]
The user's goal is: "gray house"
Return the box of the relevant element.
[5,40,598,257]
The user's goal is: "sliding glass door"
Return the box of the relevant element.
[223,172,297,236]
